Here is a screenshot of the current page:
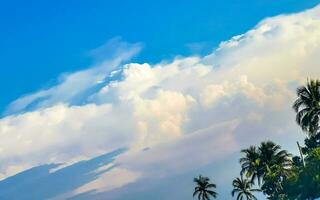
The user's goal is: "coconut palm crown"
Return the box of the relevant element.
[232,176,260,200]
[239,146,263,184]
[193,175,217,200]
[293,79,320,136]
[240,141,291,185]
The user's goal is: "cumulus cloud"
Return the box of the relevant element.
[1,4,320,199]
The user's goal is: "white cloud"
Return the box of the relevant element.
[1,4,320,199]
[132,90,195,145]
[5,38,142,115]
[117,120,239,178]
[0,103,133,177]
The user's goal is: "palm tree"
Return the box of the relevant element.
[239,146,263,185]
[193,175,217,200]
[258,141,292,173]
[261,164,293,199]
[232,176,260,200]
[240,142,291,185]
[293,79,320,136]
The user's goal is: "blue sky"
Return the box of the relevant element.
[1,0,319,112]
[1,1,320,200]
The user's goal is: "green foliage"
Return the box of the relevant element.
[302,133,320,154]
[261,164,294,199]
[239,146,262,184]
[296,148,320,199]
[237,145,320,200]
[239,141,292,199]
[193,175,218,200]
[293,79,320,136]
[239,141,291,187]
[290,79,320,199]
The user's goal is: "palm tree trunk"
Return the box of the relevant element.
[297,141,305,167]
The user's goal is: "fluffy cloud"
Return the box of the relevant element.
[1,4,320,199]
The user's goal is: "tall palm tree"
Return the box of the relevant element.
[232,176,260,200]
[258,142,292,199]
[240,141,291,185]
[239,146,263,185]
[193,175,217,200]
[258,141,292,173]
[293,79,320,136]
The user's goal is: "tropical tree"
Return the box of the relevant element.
[302,133,320,153]
[232,176,260,200]
[239,146,262,185]
[240,142,291,186]
[261,164,293,199]
[295,147,320,200]
[193,175,217,200]
[293,79,320,136]
[258,141,292,176]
